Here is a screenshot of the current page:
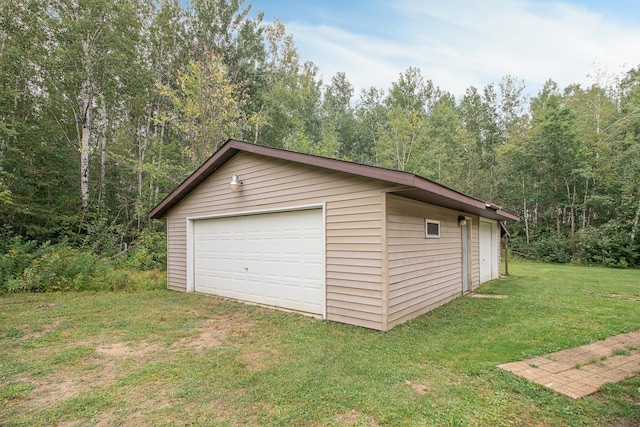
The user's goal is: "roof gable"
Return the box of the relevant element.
[148,139,519,221]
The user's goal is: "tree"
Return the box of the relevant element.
[189,0,267,116]
[563,83,617,230]
[528,80,583,236]
[46,0,147,212]
[614,68,640,244]
[157,53,244,171]
[377,107,428,172]
[354,87,387,165]
[321,72,356,160]
[0,0,78,237]
[458,84,506,200]
[422,93,470,189]
[376,68,438,171]
[255,21,322,150]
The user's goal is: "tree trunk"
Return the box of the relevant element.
[79,39,93,213]
[80,90,92,212]
[98,93,107,206]
[524,198,530,245]
[572,182,577,236]
[582,178,589,229]
[632,198,640,243]
[565,179,575,239]
[137,113,151,230]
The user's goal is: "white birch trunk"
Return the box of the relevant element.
[98,93,107,205]
[79,39,93,212]
[80,90,92,212]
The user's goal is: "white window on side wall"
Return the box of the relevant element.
[425,219,440,238]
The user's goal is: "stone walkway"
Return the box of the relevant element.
[498,331,640,399]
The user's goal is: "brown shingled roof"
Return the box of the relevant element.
[148,139,519,222]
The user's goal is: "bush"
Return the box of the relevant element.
[4,243,113,292]
[530,233,572,264]
[1,240,167,293]
[575,222,640,268]
[119,228,167,271]
[0,235,39,287]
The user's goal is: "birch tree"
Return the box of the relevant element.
[47,0,146,212]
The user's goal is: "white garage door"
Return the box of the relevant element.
[479,220,496,283]
[193,208,324,314]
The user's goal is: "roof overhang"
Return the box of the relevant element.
[148,139,519,222]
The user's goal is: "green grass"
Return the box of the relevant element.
[1,261,639,426]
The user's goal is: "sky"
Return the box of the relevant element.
[247,0,640,99]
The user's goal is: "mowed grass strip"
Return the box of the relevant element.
[1,261,639,426]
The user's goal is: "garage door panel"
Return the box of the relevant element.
[194,209,324,315]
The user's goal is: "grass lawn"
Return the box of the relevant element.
[1,261,640,426]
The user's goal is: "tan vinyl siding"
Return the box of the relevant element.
[386,194,467,329]
[164,152,392,330]
[166,216,187,292]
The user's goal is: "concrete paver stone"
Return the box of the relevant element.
[497,330,640,399]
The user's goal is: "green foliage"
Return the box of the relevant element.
[0,232,39,287]
[120,228,167,271]
[0,186,12,205]
[157,52,245,168]
[531,233,572,263]
[4,242,113,292]
[0,236,166,294]
[0,382,33,401]
[575,222,639,268]
[511,232,572,263]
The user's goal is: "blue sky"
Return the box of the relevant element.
[247,0,640,98]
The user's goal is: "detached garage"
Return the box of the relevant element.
[149,139,518,331]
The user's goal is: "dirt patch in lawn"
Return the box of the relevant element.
[333,409,380,426]
[29,376,80,407]
[96,341,163,358]
[236,348,276,371]
[607,294,640,302]
[174,313,255,353]
[182,318,227,349]
[22,359,117,409]
[16,319,63,340]
[11,311,260,421]
[405,380,434,395]
[20,339,160,411]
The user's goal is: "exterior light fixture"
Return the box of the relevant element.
[229,175,242,192]
[458,215,467,226]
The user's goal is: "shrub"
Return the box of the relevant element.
[1,237,167,294]
[120,228,167,271]
[4,243,113,292]
[530,233,572,264]
[0,235,39,287]
[575,222,639,268]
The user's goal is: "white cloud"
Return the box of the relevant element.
[287,23,407,92]
[284,0,640,99]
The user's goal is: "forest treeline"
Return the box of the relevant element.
[2,0,640,270]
